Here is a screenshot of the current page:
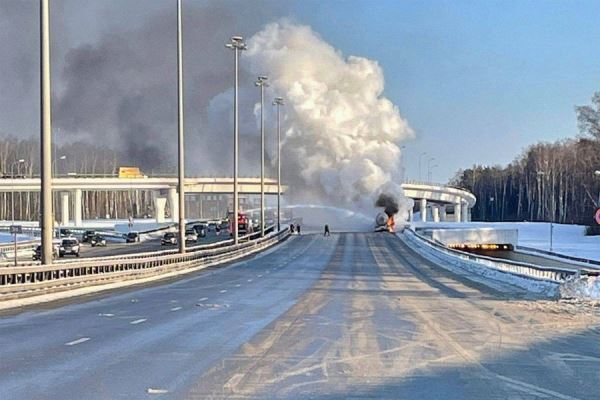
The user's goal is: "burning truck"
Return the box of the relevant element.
[374,193,401,233]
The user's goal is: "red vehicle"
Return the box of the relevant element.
[228,212,248,236]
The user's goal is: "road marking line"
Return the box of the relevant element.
[147,388,169,394]
[220,290,227,293]
[170,307,182,311]
[98,313,114,317]
[65,337,90,346]
[247,279,253,282]
[235,284,241,287]
[198,297,208,301]
[257,274,263,278]
[130,318,147,325]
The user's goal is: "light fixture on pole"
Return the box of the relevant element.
[226,35,247,245]
[272,97,284,232]
[255,75,269,237]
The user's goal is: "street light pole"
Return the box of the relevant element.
[429,164,438,182]
[52,155,66,177]
[273,97,284,232]
[255,76,269,237]
[418,152,427,181]
[427,157,435,182]
[226,36,247,245]
[176,0,186,253]
[10,159,24,266]
[40,0,53,265]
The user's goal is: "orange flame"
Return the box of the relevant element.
[387,215,395,233]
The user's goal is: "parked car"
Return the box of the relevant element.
[185,229,198,242]
[81,230,95,243]
[59,238,80,258]
[161,232,177,246]
[125,232,139,243]
[193,224,207,237]
[90,234,107,247]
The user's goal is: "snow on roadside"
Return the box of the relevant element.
[560,275,600,300]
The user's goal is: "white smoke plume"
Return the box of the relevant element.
[245,21,414,217]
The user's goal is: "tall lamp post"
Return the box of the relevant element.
[52,155,66,177]
[226,36,247,245]
[537,170,553,251]
[10,159,25,266]
[176,0,186,253]
[427,157,435,182]
[418,152,427,181]
[428,164,438,182]
[273,97,284,232]
[255,76,269,237]
[40,0,53,265]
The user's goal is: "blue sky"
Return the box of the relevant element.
[289,0,600,182]
[3,0,599,183]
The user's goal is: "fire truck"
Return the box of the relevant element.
[227,211,249,236]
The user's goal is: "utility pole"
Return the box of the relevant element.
[255,76,268,237]
[40,0,53,264]
[176,0,186,253]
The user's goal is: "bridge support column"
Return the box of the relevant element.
[461,203,469,222]
[432,205,440,223]
[408,208,413,222]
[440,206,447,222]
[454,202,462,222]
[60,192,69,226]
[168,187,178,222]
[420,198,427,222]
[74,189,82,227]
[154,196,167,224]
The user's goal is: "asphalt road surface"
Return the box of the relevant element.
[1,233,599,399]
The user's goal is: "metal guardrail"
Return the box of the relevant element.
[517,245,600,268]
[0,228,290,300]
[403,228,582,283]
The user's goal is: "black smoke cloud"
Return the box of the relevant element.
[52,1,284,172]
[375,193,399,217]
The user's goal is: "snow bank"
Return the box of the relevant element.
[401,230,559,297]
[560,275,600,300]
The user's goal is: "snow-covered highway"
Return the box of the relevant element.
[1,233,599,399]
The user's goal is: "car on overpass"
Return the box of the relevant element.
[125,232,139,243]
[185,229,198,243]
[161,232,177,246]
[58,238,80,258]
[89,234,107,247]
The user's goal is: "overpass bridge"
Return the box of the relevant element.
[0,177,284,226]
[402,181,476,223]
[0,177,475,226]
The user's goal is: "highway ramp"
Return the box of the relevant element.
[1,233,599,399]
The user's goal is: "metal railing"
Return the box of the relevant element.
[0,228,290,300]
[517,245,600,268]
[403,228,583,283]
